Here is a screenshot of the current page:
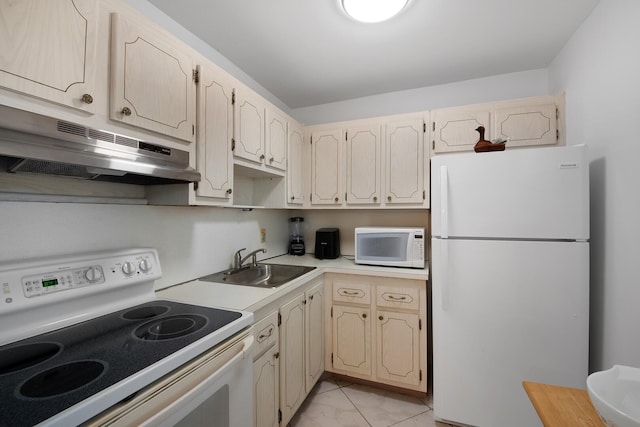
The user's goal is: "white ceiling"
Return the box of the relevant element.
[147,0,599,109]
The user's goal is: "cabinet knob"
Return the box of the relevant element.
[269,157,274,163]
[373,196,378,202]
[291,196,295,201]
[226,188,232,195]
[379,315,384,321]
[81,94,93,104]
[121,107,132,116]
[334,197,339,203]
[302,299,307,305]
[362,313,367,319]
[309,295,314,301]
[387,195,392,202]
[274,352,280,360]
[260,154,265,161]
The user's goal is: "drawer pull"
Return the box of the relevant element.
[258,327,274,340]
[387,295,407,300]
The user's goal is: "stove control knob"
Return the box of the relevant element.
[85,266,103,283]
[122,262,136,276]
[138,259,151,273]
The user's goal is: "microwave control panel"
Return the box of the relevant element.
[412,232,425,260]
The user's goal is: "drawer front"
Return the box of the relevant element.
[376,285,420,311]
[332,280,371,305]
[253,311,278,359]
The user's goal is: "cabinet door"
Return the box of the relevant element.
[332,305,371,376]
[494,103,558,147]
[195,64,234,201]
[385,119,425,204]
[234,88,265,164]
[287,124,304,205]
[279,295,306,426]
[265,109,287,171]
[346,125,381,205]
[305,281,324,393]
[311,129,343,205]
[110,13,195,142]
[253,346,280,427]
[0,0,97,112]
[432,109,490,153]
[375,310,421,387]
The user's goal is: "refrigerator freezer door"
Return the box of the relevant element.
[432,238,589,427]
[431,145,589,240]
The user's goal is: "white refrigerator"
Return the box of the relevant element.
[431,145,590,427]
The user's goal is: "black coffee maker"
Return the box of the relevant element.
[288,217,306,255]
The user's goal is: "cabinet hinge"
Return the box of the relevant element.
[556,129,560,140]
[432,140,435,150]
[231,138,236,151]
[432,122,435,132]
[419,318,422,330]
[193,181,199,191]
[345,192,347,201]
[278,313,281,326]
[192,69,199,83]
[423,190,426,200]
[420,370,423,382]
[278,409,282,423]
[345,132,348,141]
[556,107,559,119]
[310,136,313,144]
[331,352,334,366]
[423,122,426,133]
[310,194,312,202]
[192,124,195,136]
[231,90,235,105]
[330,306,333,317]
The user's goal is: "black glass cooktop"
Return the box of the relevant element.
[0,300,241,427]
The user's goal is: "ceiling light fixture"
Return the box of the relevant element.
[342,0,409,23]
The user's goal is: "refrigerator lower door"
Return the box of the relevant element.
[432,238,589,427]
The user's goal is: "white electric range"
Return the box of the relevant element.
[0,248,253,426]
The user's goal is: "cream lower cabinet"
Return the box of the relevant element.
[279,279,324,426]
[253,312,279,427]
[326,274,427,392]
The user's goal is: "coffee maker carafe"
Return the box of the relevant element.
[289,217,306,255]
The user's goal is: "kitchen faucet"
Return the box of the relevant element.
[233,248,266,269]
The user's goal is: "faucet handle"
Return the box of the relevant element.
[233,248,246,268]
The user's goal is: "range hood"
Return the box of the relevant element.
[0,105,201,185]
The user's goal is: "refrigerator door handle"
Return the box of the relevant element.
[441,238,449,311]
[440,165,449,239]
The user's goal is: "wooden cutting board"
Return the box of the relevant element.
[522,381,605,426]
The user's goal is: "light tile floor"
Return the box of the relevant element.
[289,375,455,427]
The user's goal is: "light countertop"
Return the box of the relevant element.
[157,254,429,314]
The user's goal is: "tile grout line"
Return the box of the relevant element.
[338,385,373,427]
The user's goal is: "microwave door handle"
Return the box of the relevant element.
[440,165,449,239]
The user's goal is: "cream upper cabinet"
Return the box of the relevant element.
[194,63,234,202]
[265,109,287,171]
[432,94,564,153]
[311,128,343,206]
[326,274,427,392]
[287,123,305,206]
[0,0,97,112]
[234,88,265,164]
[384,118,428,206]
[110,12,196,142]
[432,108,491,153]
[493,101,559,147]
[345,124,382,206]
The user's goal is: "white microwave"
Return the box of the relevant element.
[354,227,425,268]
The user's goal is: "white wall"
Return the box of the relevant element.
[548,0,640,372]
[0,202,289,289]
[292,69,549,125]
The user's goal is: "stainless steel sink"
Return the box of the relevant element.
[199,264,316,288]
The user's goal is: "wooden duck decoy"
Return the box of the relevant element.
[474,126,506,153]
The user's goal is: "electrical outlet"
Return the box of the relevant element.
[260,228,266,243]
